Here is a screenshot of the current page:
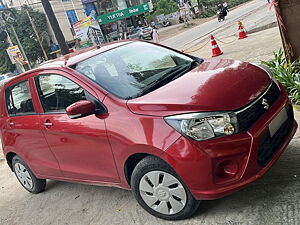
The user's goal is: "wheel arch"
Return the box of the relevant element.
[6,151,17,171]
[124,153,150,187]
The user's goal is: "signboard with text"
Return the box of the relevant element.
[97,3,150,25]
[6,45,26,65]
[73,16,105,48]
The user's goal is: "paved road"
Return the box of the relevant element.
[162,0,276,51]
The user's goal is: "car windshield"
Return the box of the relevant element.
[73,42,199,99]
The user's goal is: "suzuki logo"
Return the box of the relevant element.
[261,98,269,110]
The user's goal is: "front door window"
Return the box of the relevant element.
[34,74,87,113]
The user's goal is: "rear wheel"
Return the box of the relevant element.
[12,155,46,193]
[131,156,200,220]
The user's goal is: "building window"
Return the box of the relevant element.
[62,0,70,2]
[66,9,78,25]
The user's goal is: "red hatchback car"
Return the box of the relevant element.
[0,41,297,220]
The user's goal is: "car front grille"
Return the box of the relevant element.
[257,104,294,167]
[236,81,280,132]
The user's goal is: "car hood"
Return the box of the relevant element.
[127,59,271,117]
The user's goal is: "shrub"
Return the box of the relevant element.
[262,49,300,105]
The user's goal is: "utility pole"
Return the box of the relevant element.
[1,9,32,69]
[10,24,31,69]
[25,10,48,60]
[125,0,138,27]
[41,0,69,55]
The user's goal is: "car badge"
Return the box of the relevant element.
[261,98,269,110]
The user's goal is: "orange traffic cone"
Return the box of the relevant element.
[211,35,223,57]
[238,21,247,39]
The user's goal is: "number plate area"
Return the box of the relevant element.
[269,107,288,137]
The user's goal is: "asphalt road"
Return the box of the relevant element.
[162,0,277,51]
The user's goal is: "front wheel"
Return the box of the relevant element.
[131,156,200,220]
[12,155,46,193]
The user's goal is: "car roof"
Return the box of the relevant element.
[39,41,132,68]
[1,41,133,86]
[0,76,15,88]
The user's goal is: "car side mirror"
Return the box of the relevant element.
[66,100,96,119]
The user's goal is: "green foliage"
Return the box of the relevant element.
[197,0,252,18]
[0,6,51,73]
[10,6,51,63]
[154,0,179,16]
[146,0,178,19]
[0,42,16,74]
[262,49,300,105]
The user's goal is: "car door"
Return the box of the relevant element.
[2,78,62,177]
[33,71,119,183]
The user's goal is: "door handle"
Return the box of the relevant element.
[8,121,14,127]
[44,120,53,128]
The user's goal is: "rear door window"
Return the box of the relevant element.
[5,80,35,116]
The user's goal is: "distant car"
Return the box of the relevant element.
[0,40,297,220]
[127,27,152,40]
[0,72,14,81]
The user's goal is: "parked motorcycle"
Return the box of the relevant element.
[162,20,171,27]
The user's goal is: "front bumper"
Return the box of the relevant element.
[161,90,297,200]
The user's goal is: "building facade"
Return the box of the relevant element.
[10,0,149,44]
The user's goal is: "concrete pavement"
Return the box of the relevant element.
[185,26,282,63]
[162,0,277,51]
[0,110,299,225]
[1,3,300,223]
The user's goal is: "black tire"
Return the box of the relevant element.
[12,155,46,193]
[131,156,200,220]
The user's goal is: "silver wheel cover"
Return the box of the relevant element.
[14,162,33,189]
[139,170,187,215]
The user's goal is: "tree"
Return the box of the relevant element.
[0,41,15,74]
[6,6,51,64]
[154,0,178,16]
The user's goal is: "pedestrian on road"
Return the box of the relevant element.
[150,20,156,27]
[151,26,159,43]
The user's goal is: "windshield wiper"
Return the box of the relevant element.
[135,60,199,98]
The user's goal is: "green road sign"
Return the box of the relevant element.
[97,3,150,25]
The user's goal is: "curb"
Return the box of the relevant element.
[247,22,278,35]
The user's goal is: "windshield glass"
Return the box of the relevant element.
[73,42,196,99]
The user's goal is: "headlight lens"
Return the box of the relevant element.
[165,112,238,141]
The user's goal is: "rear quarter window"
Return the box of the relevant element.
[5,80,35,116]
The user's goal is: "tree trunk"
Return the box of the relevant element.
[277,0,300,61]
[41,0,69,55]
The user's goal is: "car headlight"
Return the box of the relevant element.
[164,112,238,141]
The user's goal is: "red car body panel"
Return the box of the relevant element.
[0,41,297,201]
[160,88,297,199]
[127,59,271,116]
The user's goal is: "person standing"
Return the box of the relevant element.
[150,20,156,27]
[152,26,159,43]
